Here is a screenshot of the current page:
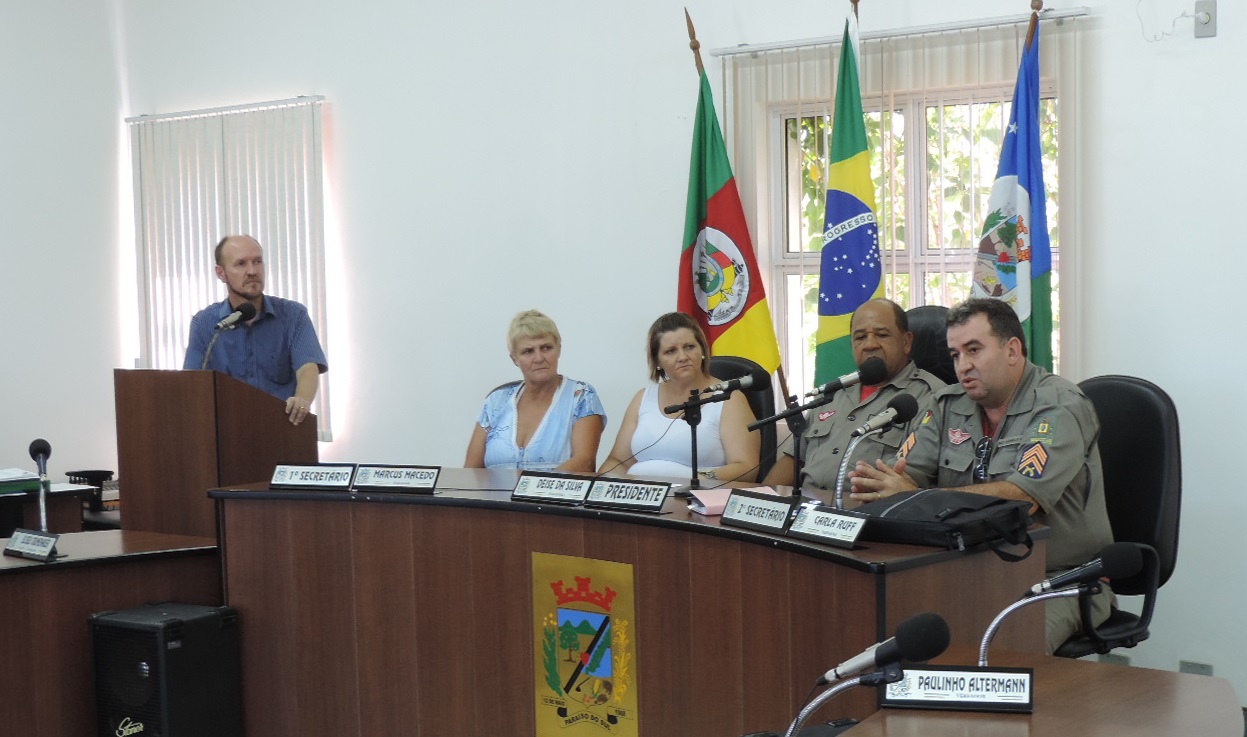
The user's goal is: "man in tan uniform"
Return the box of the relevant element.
[849,297,1115,653]
[763,298,944,492]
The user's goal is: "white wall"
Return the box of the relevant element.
[0,0,1242,706]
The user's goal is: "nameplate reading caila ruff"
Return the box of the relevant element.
[4,528,61,562]
[352,464,440,493]
[721,489,797,533]
[584,478,671,514]
[270,463,357,490]
[512,471,595,505]
[882,665,1034,713]
[787,504,866,548]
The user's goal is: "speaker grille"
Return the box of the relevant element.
[93,624,165,735]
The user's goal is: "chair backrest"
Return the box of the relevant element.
[905,305,956,386]
[1080,375,1182,593]
[708,355,777,480]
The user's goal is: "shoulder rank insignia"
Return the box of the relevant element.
[1018,442,1049,478]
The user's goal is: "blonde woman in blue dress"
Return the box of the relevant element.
[465,310,606,472]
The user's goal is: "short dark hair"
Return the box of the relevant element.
[214,235,261,267]
[946,298,1027,358]
[646,312,711,382]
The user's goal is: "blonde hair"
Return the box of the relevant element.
[507,309,561,355]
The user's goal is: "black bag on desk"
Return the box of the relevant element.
[854,489,1033,561]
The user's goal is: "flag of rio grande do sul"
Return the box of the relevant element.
[677,71,781,374]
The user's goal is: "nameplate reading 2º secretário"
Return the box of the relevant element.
[352,464,440,493]
[882,664,1034,713]
[4,528,61,562]
[720,489,797,533]
[512,471,596,505]
[787,504,866,549]
[270,463,357,491]
[584,478,671,514]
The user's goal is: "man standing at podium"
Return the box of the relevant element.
[183,235,327,426]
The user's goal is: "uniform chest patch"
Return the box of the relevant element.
[818,411,835,422]
[948,428,972,445]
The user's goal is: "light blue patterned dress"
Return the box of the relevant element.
[478,378,606,471]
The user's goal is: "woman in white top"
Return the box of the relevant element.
[599,312,759,483]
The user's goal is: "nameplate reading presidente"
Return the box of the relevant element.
[787,503,866,549]
[584,478,671,514]
[720,489,797,533]
[270,463,357,491]
[4,528,61,562]
[512,471,595,505]
[881,664,1034,713]
[352,464,440,493]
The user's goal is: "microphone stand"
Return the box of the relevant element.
[783,664,904,737]
[663,389,733,490]
[977,585,1086,666]
[749,388,848,504]
[37,471,49,533]
[832,430,884,509]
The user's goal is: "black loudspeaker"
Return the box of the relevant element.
[91,603,243,737]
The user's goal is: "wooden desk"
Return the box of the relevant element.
[0,482,93,535]
[211,469,1047,737]
[0,530,222,737]
[847,646,1244,736]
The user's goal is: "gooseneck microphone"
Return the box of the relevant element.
[214,301,258,331]
[816,612,951,685]
[850,393,920,437]
[701,375,754,394]
[805,356,888,398]
[1029,542,1143,595]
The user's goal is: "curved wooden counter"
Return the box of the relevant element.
[211,469,1046,737]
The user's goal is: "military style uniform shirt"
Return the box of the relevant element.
[899,361,1114,573]
[780,361,944,491]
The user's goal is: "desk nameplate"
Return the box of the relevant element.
[353,464,440,493]
[721,489,797,534]
[882,664,1034,713]
[4,528,61,562]
[271,463,357,490]
[787,504,865,549]
[511,471,595,505]
[584,478,671,514]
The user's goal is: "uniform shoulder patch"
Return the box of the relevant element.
[1018,442,1049,478]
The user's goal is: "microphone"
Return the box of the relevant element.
[214,301,258,331]
[28,438,51,476]
[850,393,920,437]
[1029,542,1142,595]
[702,375,755,394]
[816,612,950,685]
[804,357,888,398]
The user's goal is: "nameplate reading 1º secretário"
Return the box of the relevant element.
[720,489,798,534]
[511,471,596,505]
[584,478,672,514]
[787,503,866,549]
[352,464,440,493]
[881,664,1034,714]
[4,528,61,562]
[270,463,357,491]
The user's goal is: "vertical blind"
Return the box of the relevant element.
[128,96,332,439]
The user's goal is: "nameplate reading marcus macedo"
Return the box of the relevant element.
[4,528,61,562]
[352,464,440,494]
[720,489,798,533]
[270,463,357,491]
[787,503,866,549]
[584,478,671,514]
[512,471,596,505]
[881,664,1034,714]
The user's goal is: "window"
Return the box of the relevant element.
[719,18,1083,392]
[127,96,332,439]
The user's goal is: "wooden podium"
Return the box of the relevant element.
[115,369,318,537]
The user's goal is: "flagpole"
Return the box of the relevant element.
[684,8,704,75]
[1025,0,1043,50]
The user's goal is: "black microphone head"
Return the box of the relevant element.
[895,612,951,663]
[237,302,258,321]
[28,438,51,461]
[858,357,888,386]
[886,393,920,424]
[1099,542,1143,580]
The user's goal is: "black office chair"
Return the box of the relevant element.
[708,355,777,480]
[67,469,121,531]
[905,305,956,385]
[1054,375,1182,657]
